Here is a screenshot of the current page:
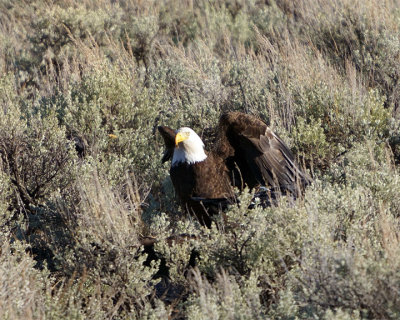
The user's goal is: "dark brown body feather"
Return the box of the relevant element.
[170,153,233,226]
[217,112,310,194]
[158,112,310,226]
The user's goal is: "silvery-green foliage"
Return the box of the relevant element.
[184,268,265,320]
[1,0,400,318]
[0,241,49,319]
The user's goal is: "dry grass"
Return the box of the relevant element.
[0,0,400,318]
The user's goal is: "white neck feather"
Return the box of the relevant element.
[172,147,207,166]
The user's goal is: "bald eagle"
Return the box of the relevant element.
[158,112,310,226]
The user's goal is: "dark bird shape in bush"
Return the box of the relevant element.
[158,112,310,226]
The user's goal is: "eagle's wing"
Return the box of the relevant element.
[217,112,310,194]
[158,126,176,163]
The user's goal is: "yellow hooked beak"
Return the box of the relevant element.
[175,132,190,147]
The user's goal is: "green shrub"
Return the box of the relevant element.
[184,268,265,320]
[1,0,400,318]
[291,116,329,168]
[269,143,400,319]
[297,0,400,112]
[0,74,77,211]
[0,241,50,320]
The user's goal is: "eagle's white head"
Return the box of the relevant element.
[172,127,207,166]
